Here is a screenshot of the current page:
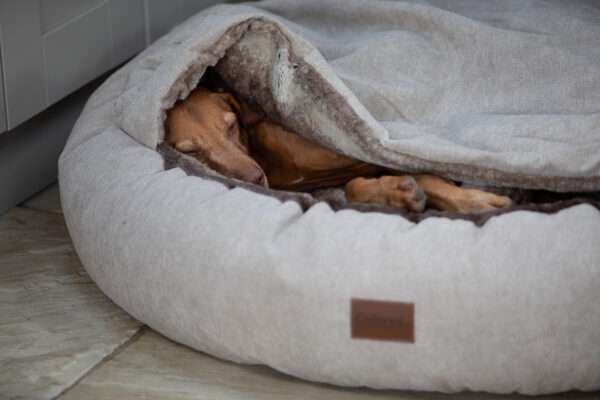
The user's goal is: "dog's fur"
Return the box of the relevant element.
[165,86,512,213]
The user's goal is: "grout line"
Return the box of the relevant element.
[53,325,148,399]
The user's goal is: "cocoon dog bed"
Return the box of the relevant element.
[59,0,600,394]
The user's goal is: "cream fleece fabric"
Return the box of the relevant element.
[60,0,600,394]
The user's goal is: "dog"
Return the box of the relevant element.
[165,86,513,213]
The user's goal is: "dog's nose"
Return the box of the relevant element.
[241,168,268,187]
[255,173,268,187]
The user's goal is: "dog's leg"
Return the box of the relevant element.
[413,174,512,213]
[345,176,427,212]
[345,174,512,213]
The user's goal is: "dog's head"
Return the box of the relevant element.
[165,88,268,187]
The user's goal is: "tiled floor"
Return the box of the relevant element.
[1,183,599,400]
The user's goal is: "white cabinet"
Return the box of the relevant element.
[44,4,113,106]
[0,0,241,211]
[0,0,231,132]
[0,0,145,130]
[0,1,47,131]
[43,0,146,105]
[40,0,105,33]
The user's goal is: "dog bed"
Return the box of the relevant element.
[59,0,600,394]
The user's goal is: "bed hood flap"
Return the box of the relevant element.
[116,0,600,192]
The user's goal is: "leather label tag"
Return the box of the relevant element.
[351,298,415,343]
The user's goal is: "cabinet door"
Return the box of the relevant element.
[0,0,47,130]
[43,0,146,105]
[40,0,105,33]
[43,3,113,106]
[0,0,145,130]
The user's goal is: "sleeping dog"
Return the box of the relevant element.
[165,86,512,213]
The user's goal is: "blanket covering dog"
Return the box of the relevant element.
[60,0,600,395]
[120,0,600,192]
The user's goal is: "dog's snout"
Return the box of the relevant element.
[256,173,268,187]
[242,168,268,187]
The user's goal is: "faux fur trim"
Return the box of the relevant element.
[158,144,600,227]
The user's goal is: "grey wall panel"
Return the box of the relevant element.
[0,44,6,134]
[40,0,104,34]
[146,0,229,43]
[147,0,184,42]
[110,0,146,65]
[0,0,47,130]
[182,0,223,17]
[44,4,112,105]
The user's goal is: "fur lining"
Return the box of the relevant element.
[158,143,600,226]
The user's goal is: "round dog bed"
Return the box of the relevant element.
[59,0,600,395]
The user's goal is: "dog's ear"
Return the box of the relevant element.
[218,92,264,128]
[240,102,264,126]
[238,98,264,128]
[218,92,241,114]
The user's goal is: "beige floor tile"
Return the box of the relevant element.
[0,207,142,400]
[59,329,598,400]
[21,183,63,214]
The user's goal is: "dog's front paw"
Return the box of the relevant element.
[455,189,513,213]
[379,176,427,212]
[345,176,427,212]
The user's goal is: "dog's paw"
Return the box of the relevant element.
[345,175,427,212]
[379,176,427,212]
[455,189,513,213]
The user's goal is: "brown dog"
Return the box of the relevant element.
[165,86,512,213]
